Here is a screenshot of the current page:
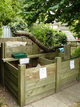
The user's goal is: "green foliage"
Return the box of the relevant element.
[22,0,80,37]
[0,22,3,38]
[55,31,67,45]
[0,0,21,37]
[30,23,55,47]
[30,23,67,47]
[10,17,29,36]
[71,46,80,56]
[0,0,20,25]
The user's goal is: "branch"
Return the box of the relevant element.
[13,31,63,52]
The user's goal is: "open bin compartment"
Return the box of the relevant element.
[4,57,56,106]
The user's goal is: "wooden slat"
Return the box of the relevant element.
[5,80,18,98]
[38,57,53,65]
[61,58,79,69]
[25,63,56,82]
[26,82,55,98]
[25,89,55,104]
[61,73,78,86]
[26,75,55,91]
[4,67,18,85]
[61,68,79,80]
[5,74,18,92]
[61,64,79,74]
[4,62,18,76]
[6,46,32,58]
[60,78,78,91]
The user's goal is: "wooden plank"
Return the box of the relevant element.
[25,63,56,82]
[61,58,79,69]
[61,73,78,86]
[61,68,79,80]
[25,75,55,91]
[2,58,19,62]
[5,80,18,98]
[60,79,78,91]
[4,62,18,76]
[55,57,61,92]
[26,82,55,98]
[25,89,55,104]
[38,57,53,65]
[4,67,18,85]
[18,65,26,106]
[5,74,18,92]
[61,64,79,74]
[2,52,59,62]
[6,46,33,58]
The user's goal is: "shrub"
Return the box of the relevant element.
[30,23,55,47]
[71,46,80,56]
[55,31,67,45]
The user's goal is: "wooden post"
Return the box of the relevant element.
[64,45,71,59]
[55,57,61,92]
[1,43,5,86]
[4,43,6,58]
[18,64,26,107]
[78,54,80,82]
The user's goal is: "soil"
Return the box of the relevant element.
[0,81,18,107]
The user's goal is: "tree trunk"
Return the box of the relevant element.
[13,31,63,52]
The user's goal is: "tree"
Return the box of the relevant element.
[22,0,80,36]
[0,0,21,37]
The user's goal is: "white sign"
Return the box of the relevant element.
[39,67,47,79]
[20,58,29,64]
[70,60,75,69]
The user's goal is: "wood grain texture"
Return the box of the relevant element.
[25,63,56,82]
[5,74,18,92]
[4,67,18,85]
[55,57,61,92]
[25,89,55,104]
[18,65,26,106]
[38,57,53,65]
[4,62,18,76]
[6,45,33,58]
[26,82,55,98]
[25,75,55,91]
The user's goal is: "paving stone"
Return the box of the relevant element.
[23,105,32,107]
[31,96,68,107]
[53,87,80,106]
[69,83,80,94]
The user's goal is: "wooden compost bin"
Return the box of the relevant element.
[1,42,80,106]
[2,55,80,106]
[3,55,56,106]
[0,41,39,81]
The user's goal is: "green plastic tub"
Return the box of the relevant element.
[12,53,27,58]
